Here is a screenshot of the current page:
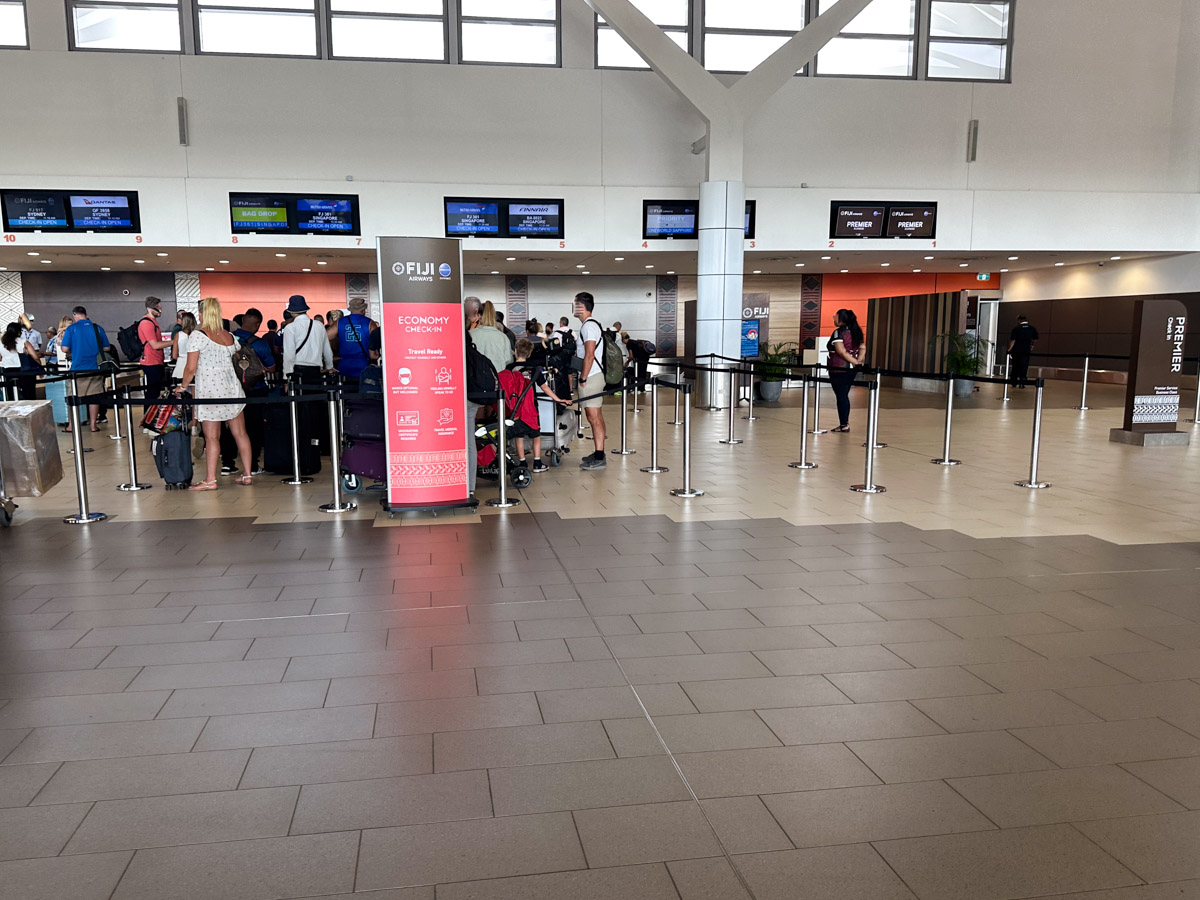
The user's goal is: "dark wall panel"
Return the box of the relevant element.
[21,272,177,338]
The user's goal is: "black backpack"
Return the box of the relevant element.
[117,317,149,362]
[465,332,499,404]
[557,329,577,357]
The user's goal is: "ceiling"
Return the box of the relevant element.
[0,246,1168,277]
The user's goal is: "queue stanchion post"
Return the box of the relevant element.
[670,384,703,497]
[640,378,668,474]
[850,381,886,494]
[116,386,151,492]
[486,394,521,509]
[862,370,887,449]
[743,362,757,421]
[1074,355,1091,411]
[612,373,636,456]
[631,370,641,414]
[319,390,356,514]
[788,374,818,470]
[281,376,313,486]
[702,354,718,411]
[810,368,828,435]
[668,365,682,425]
[1002,354,1012,403]
[64,373,94,455]
[1016,378,1051,489]
[1191,359,1200,423]
[720,369,743,445]
[108,372,124,441]
[931,376,961,466]
[63,390,107,524]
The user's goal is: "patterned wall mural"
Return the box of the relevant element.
[505,276,528,325]
[174,272,201,316]
[800,274,822,351]
[656,275,678,355]
[0,271,23,326]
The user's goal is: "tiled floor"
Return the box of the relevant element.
[3,378,1200,898]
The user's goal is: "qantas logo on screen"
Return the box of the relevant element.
[392,261,454,282]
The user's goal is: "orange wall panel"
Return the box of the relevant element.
[196,273,348,325]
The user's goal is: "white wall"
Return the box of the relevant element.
[1,0,1199,254]
[1002,252,1200,302]
[462,275,659,340]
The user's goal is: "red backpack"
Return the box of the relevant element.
[497,368,538,431]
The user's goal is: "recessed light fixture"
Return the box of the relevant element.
[219,260,230,264]
[1008,256,1019,261]
[924,256,935,260]
[752,269,762,274]
[205,267,215,271]
[645,265,654,269]
[302,268,311,272]
[1001,268,1009,273]
[575,264,585,269]
[156,252,169,257]
[100,266,111,271]
[582,271,591,275]
[794,263,805,267]
[39,259,51,264]
[0,266,6,271]
[614,257,624,261]
[1055,262,1065,267]
[913,268,922,273]
[821,256,832,260]
[317,261,327,265]
[667,270,675,274]
[491,270,499,274]
[275,253,286,258]
[26,251,38,256]
[505,257,516,261]
[133,259,145,264]
[840,269,849,273]
[880,263,890,267]
[1110,255,1122,260]
[959,263,969,267]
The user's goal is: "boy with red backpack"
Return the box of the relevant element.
[502,338,569,473]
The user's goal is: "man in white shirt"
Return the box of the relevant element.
[574,292,607,470]
[19,313,41,351]
[281,295,333,381]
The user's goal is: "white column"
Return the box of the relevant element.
[695,180,746,361]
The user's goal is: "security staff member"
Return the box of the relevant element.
[1008,315,1039,387]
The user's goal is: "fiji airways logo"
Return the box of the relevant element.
[391,261,453,282]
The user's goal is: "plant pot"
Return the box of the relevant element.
[758,380,783,402]
[952,378,974,398]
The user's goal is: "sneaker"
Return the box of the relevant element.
[251,467,265,476]
[580,454,607,470]
[532,460,548,473]
[220,465,239,476]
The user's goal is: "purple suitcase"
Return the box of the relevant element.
[341,438,387,482]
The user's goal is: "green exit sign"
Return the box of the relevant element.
[977,273,992,282]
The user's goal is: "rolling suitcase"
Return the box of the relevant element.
[342,398,385,441]
[151,429,192,489]
[340,438,387,482]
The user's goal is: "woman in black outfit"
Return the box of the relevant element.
[827,309,866,433]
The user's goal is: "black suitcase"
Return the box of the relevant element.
[343,398,385,441]
[151,430,193,489]
[263,400,321,476]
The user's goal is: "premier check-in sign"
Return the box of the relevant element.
[376,236,470,511]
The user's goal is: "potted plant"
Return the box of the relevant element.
[936,332,991,397]
[756,342,797,402]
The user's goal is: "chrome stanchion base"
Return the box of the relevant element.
[640,465,669,474]
[670,487,705,497]
[719,438,743,445]
[667,420,682,426]
[788,461,818,470]
[319,501,358,513]
[485,497,522,508]
[862,441,888,449]
[809,428,828,435]
[1073,406,1090,411]
[117,482,152,492]
[931,458,961,466]
[281,476,314,485]
[850,484,887,494]
[1015,480,1051,489]
[64,512,107,525]
[66,448,95,454]
[611,449,637,456]
[109,433,124,441]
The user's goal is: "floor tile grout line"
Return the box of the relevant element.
[103,846,139,900]
[55,798,97,857]
[520,509,760,900]
[1062,820,1149,887]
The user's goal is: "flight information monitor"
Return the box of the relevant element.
[643,200,698,239]
[745,200,756,239]
[229,193,360,235]
[68,193,140,231]
[506,200,564,238]
[445,199,501,236]
[2,192,70,231]
[295,196,359,234]
[886,203,938,238]
[831,203,886,238]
